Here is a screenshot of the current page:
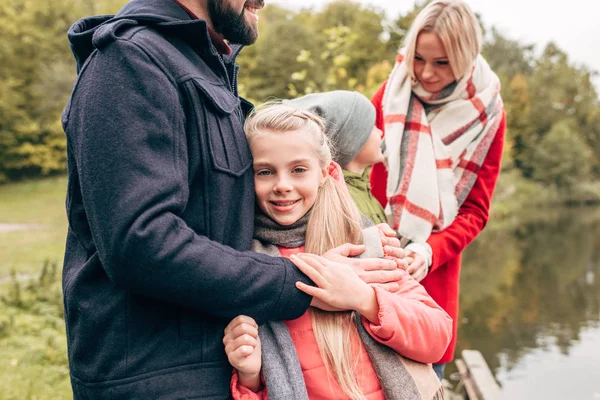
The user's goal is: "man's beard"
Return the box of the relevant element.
[208,0,261,45]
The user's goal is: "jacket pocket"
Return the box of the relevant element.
[187,76,252,177]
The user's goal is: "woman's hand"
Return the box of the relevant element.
[406,251,428,282]
[223,315,262,392]
[292,253,376,315]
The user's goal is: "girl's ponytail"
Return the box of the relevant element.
[306,175,367,400]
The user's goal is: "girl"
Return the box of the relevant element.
[223,103,452,400]
[370,0,507,380]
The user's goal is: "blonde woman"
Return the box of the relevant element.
[223,103,452,400]
[370,0,507,380]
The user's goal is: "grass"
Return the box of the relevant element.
[0,264,71,400]
[0,177,72,399]
[0,176,68,279]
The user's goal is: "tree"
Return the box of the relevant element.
[237,5,323,101]
[385,1,428,55]
[310,0,388,83]
[0,0,125,181]
[482,27,535,83]
[516,43,599,179]
[0,0,79,180]
[530,119,593,188]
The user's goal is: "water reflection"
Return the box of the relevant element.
[450,207,600,398]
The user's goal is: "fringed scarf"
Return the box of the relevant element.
[382,51,503,243]
[252,213,444,400]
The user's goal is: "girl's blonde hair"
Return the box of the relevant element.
[404,0,482,80]
[245,103,368,400]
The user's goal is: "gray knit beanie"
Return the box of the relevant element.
[283,91,376,166]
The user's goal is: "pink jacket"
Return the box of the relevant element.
[231,246,452,399]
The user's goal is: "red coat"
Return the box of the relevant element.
[370,81,506,363]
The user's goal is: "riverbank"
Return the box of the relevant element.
[2,176,600,399]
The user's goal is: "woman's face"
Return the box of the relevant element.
[413,31,456,93]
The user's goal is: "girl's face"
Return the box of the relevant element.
[250,129,328,226]
[413,31,456,93]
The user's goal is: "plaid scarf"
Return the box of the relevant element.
[382,51,503,243]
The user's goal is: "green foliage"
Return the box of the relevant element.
[0,0,126,182]
[530,119,593,188]
[0,0,77,181]
[0,262,71,400]
[237,5,322,102]
[385,1,428,54]
[310,1,388,84]
[238,1,389,100]
[482,27,535,82]
[1,0,600,211]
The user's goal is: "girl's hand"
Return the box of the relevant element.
[292,253,373,313]
[377,223,403,248]
[223,315,262,391]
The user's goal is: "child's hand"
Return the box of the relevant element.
[376,223,402,248]
[223,315,262,383]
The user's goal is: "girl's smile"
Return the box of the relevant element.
[250,128,327,226]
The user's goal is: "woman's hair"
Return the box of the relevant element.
[403,0,482,80]
[245,103,368,400]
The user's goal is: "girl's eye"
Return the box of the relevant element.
[436,60,449,66]
[415,56,424,63]
[293,167,307,174]
[256,170,272,176]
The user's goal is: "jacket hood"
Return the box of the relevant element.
[67,0,240,71]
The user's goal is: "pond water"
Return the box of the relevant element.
[448,207,600,399]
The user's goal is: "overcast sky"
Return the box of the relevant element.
[270,0,599,87]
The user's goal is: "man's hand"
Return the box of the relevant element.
[322,243,403,285]
[292,253,374,313]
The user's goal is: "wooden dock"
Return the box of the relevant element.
[446,350,502,400]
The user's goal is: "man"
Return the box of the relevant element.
[62,0,403,398]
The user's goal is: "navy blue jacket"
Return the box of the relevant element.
[62,1,312,398]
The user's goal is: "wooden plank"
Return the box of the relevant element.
[461,350,502,400]
[455,358,480,400]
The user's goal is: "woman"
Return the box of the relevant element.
[370,0,507,381]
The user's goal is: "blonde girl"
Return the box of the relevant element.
[223,103,452,400]
[370,0,507,380]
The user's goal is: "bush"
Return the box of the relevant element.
[0,261,71,400]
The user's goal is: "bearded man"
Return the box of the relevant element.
[62,0,403,398]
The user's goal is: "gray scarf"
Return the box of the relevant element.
[252,215,443,400]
